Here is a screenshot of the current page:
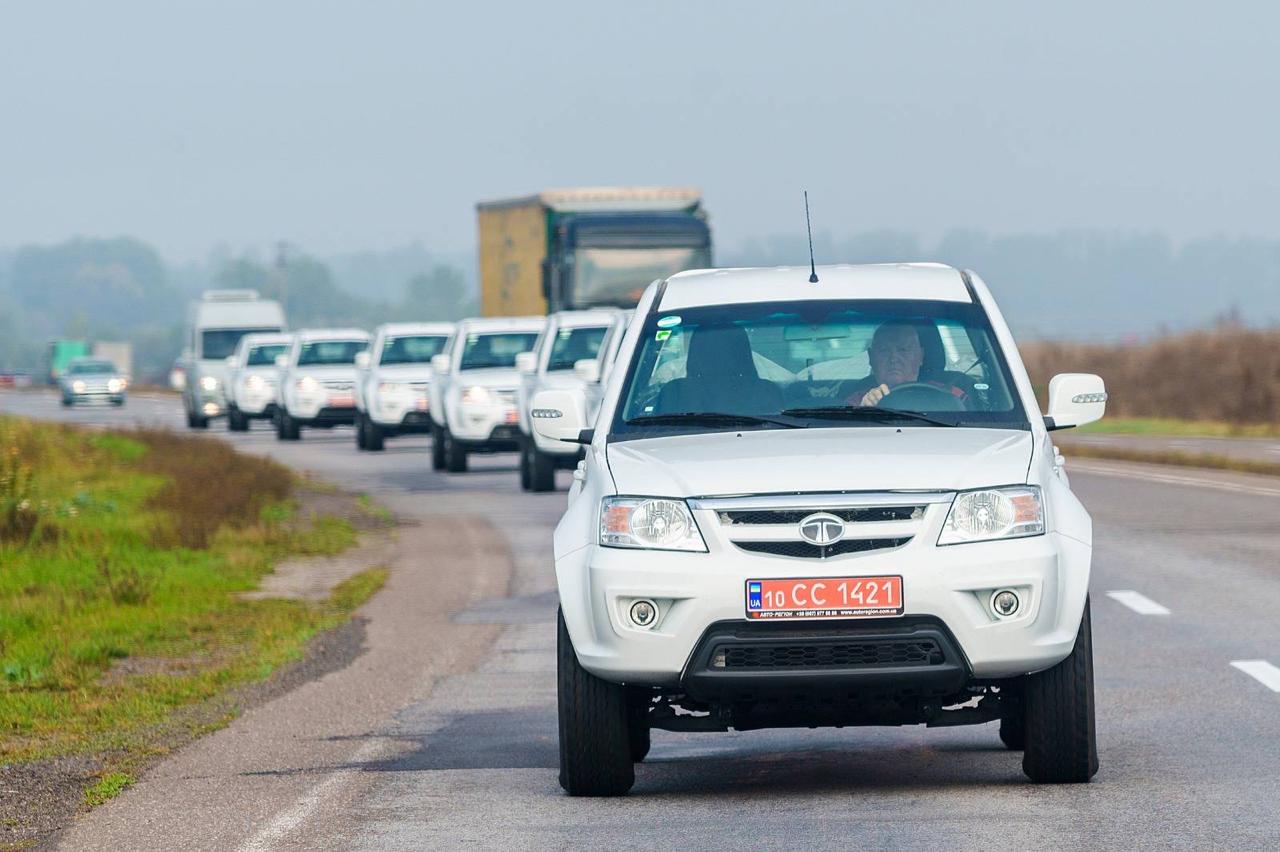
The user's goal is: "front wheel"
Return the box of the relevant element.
[365,418,385,451]
[276,410,301,441]
[228,407,249,431]
[430,423,446,471]
[443,428,467,473]
[527,440,556,492]
[1022,598,1098,783]
[557,609,634,796]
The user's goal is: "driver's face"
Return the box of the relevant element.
[869,326,924,386]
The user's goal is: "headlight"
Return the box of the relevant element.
[938,485,1044,546]
[107,378,125,393]
[460,386,491,405]
[246,374,266,390]
[600,497,707,552]
[72,380,86,393]
[199,375,219,392]
[296,376,319,392]
[378,381,410,395]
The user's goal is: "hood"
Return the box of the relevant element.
[606,427,1033,497]
[373,363,434,381]
[538,371,586,391]
[291,364,358,381]
[453,367,521,389]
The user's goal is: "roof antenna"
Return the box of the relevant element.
[804,191,819,283]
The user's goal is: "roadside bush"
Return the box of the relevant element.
[0,421,40,543]
[1021,327,1280,425]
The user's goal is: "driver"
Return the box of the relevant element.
[845,321,968,407]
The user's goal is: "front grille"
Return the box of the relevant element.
[493,389,517,405]
[409,382,431,392]
[714,638,944,670]
[734,538,910,559]
[322,381,353,391]
[721,506,923,525]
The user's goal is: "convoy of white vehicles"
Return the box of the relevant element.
[170,199,1108,797]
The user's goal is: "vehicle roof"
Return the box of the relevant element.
[657,263,973,310]
[239,332,294,347]
[375,322,456,337]
[292,328,370,342]
[191,292,286,328]
[455,316,547,333]
[549,309,622,329]
[478,186,701,213]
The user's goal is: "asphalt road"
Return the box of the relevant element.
[3,391,1279,850]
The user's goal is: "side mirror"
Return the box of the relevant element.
[274,354,289,369]
[573,358,601,384]
[1046,373,1107,430]
[530,389,589,443]
[355,351,371,370]
[515,351,537,374]
[431,353,451,373]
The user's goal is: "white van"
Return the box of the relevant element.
[182,290,286,428]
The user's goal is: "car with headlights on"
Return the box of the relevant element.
[531,263,1107,796]
[224,332,293,431]
[274,329,369,441]
[59,358,128,406]
[426,316,545,472]
[353,322,454,451]
[514,309,623,491]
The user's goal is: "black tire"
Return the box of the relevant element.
[61,396,72,408]
[228,407,249,431]
[1022,599,1098,783]
[355,414,368,450]
[365,418,385,451]
[112,398,126,408]
[277,410,301,441]
[443,428,467,473]
[430,423,446,471]
[518,438,533,491]
[192,414,209,429]
[557,609,634,796]
[999,686,1026,751]
[528,441,556,492]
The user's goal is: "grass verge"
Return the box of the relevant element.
[0,416,385,840]
[1075,417,1280,438]
[1062,443,1280,477]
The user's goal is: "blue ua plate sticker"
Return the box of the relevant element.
[657,315,682,328]
[747,581,763,611]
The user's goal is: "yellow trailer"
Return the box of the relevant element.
[477,187,711,316]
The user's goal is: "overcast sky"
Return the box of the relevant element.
[3,1,1279,262]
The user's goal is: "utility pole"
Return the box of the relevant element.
[274,241,289,308]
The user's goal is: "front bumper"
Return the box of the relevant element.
[449,399,521,444]
[235,385,279,416]
[558,529,1091,687]
[369,393,433,430]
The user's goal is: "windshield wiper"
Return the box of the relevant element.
[780,405,957,427]
[625,411,805,429]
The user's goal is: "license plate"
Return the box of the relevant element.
[745,576,903,620]
[328,395,354,408]
[504,409,518,424]
[415,397,429,411]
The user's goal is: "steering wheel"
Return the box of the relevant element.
[881,382,966,412]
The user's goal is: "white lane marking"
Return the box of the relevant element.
[1106,590,1171,616]
[1230,660,1280,693]
[237,737,384,852]
[1070,460,1280,499]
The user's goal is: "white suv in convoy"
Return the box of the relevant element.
[274,329,370,441]
[224,332,293,431]
[531,263,1107,796]
[354,322,454,451]
[427,316,545,472]
[515,310,623,492]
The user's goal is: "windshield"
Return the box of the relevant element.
[246,344,288,367]
[459,332,540,370]
[573,247,710,307]
[612,299,1026,438]
[201,328,281,360]
[296,340,366,366]
[67,360,116,375]
[546,325,609,371]
[380,334,449,365]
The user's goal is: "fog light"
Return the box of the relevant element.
[629,599,658,629]
[991,589,1020,618]
[202,402,220,416]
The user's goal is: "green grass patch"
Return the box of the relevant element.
[83,772,134,807]
[1076,417,1280,438]
[0,416,380,772]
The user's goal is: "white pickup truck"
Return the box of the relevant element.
[532,263,1107,795]
[274,328,370,441]
[514,310,623,492]
[354,322,454,451]
[426,316,545,472]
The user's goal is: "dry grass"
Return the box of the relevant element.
[1021,326,1280,425]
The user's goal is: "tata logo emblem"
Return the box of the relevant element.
[798,512,845,546]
